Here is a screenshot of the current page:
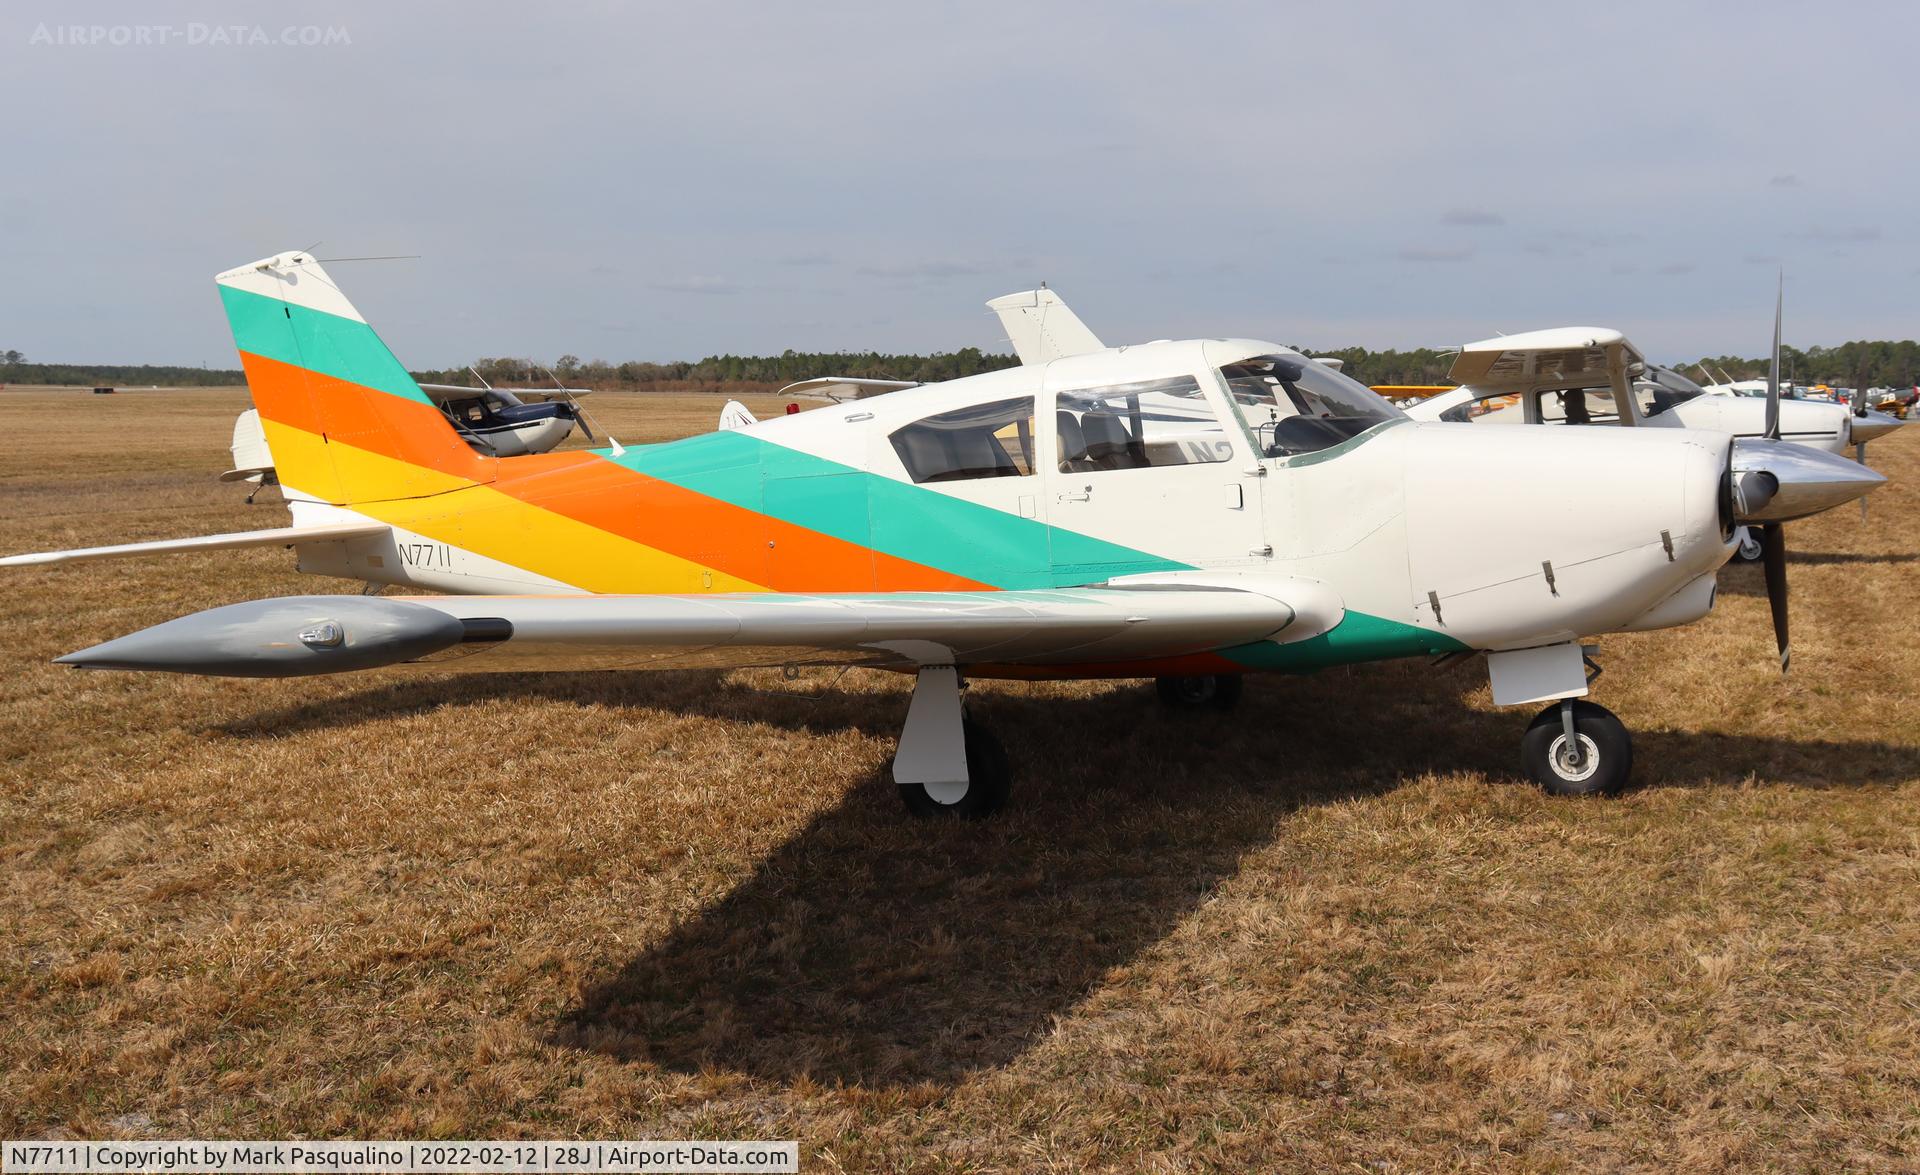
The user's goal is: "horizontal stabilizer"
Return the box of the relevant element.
[0,522,389,567]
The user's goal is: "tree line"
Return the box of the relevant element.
[7,338,1918,392]
[419,347,1021,389]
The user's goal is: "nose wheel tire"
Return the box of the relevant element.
[1734,527,1764,563]
[1522,700,1632,796]
[1154,674,1244,712]
[898,718,1012,819]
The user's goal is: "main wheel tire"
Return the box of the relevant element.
[897,718,1012,819]
[1154,674,1245,712]
[1522,700,1633,796]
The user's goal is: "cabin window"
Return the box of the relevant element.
[1536,389,1621,425]
[1055,376,1233,471]
[1220,355,1403,456]
[1438,392,1524,423]
[1635,367,1709,418]
[889,397,1036,483]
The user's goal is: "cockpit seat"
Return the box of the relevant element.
[1079,410,1141,470]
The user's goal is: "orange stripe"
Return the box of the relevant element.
[242,356,988,592]
[240,352,489,481]
[488,448,991,592]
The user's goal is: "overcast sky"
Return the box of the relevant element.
[4,1,1915,367]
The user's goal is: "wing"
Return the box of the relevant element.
[777,377,919,403]
[53,576,1345,677]
[1446,327,1644,395]
[986,288,1105,365]
[503,389,590,404]
[0,522,389,567]
[416,383,489,402]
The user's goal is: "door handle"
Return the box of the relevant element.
[1057,489,1090,503]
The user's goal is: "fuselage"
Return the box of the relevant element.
[285,338,1737,678]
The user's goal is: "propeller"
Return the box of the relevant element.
[1758,523,1790,673]
[536,366,606,445]
[1764,271,1783,442]
[1850,364,1874,518]
[1760,273,1790,674]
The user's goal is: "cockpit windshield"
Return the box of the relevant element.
[1220,354,1404,456]
[1635,365,1709,418]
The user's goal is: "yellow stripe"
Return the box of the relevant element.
[268,425,766,593]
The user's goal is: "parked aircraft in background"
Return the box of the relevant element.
[1389,323,1897,560]
[0,255,1885,811]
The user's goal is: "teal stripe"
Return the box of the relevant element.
[602,432,1188,589]
[1220,610,1467,673]
[218,285,431,405]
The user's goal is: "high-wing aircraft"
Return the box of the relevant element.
[0,253,1885,812]
[1399,330,1900,455]
[1389,323,1896,560]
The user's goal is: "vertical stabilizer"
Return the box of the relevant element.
[215,251,485,506]
[986,288,1106,365]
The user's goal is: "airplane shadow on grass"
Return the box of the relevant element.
[222,661,1920,1088]
[1716,549,1920,597]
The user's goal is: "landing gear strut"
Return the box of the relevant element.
[1154,674,1244,712]
[1521,698,1633,796]
[892,665,1011,819]
[1734,525,1764,563]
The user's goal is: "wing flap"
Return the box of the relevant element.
[0,522,390,567]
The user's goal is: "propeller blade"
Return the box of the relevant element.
[1764,272,1783,441]
[574,402,599,443]
[1758,522,1790,674]
[1858,440,1869,519]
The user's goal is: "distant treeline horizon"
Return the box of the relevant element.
[7,337,1919,391]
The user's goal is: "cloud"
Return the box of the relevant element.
[645,277,741,295]
[780,253,833,267]
[854,260,986,280]
[1611,263,1640,276]
[1656,262,1694,276]
[1398,245,1473,263]
[1441,208,1504,227]
[1793,225,1881,243]
[1769,174,1801,188]
[1744,253,1781,265]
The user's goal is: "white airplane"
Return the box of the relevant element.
[419,381,597,457]
[0,252,1885,811]
[1393,323,1899,560]
[1401,331,1900,454]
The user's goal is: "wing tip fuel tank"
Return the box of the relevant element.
[56,596,471,677]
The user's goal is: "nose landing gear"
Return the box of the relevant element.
[1522,698,1632,796]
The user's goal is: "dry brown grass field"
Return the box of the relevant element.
[3,386,1919,1171]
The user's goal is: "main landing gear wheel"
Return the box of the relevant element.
[1734,526,1765,563]
[897,718,1011,819]
[1154,674,1244,712]
[1522,700,1633,797]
